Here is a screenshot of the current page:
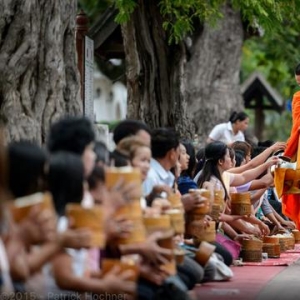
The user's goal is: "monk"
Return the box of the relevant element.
[281,63,300,229]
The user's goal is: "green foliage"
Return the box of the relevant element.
[96,120,120,132]
[159,0,223,44]
[232,0,300,34]
[80,0,300,45]
[113,0,137,23]
[78,0,111,23]
[241,25,300,141]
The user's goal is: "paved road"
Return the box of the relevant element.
[257,259,300,300]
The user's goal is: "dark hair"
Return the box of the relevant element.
[258,140,274,148]
[47,116,95,155]
[251,146,268,159]
[228,147,235,161]
[8,140,47,198]
[113,119,151,145]
[181,140,196,178]
[231,141,252,156]
[109,149,130,167]
[234,150,246,167]
[88,165,105,190]
[197,141,229,200]
[295,63,300,75]
[229,111,249,123]
[151,128,179,159]
[94,141,110,165]
[194,147,205,176]
[47,152,84,216]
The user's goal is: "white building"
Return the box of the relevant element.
[93,71,127,122]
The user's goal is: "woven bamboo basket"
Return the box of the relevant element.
[241,239,263,262]
[113,201,146,245]
[105,166,142,201]
[164,209,185,235]
[230,192,252,216]
[191,221,216,246]
[276,236,291,252]
[209,190,225,221]
[278,238,286,252]
[168,193,183,210]
[157,229,176,275]
[143,215,172,233]
[292,230,300,244]
[186,189,212,225]
[263,243,280,258]
[263,236,280,245]
[10,192,54,223]
[144,216,176,275]
[66,204,106,248]
[286,236,295,250]
[101,257,140,282]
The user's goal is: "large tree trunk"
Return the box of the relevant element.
[121,0,194,138]
[0,0,82,144]
[187,3,244,146]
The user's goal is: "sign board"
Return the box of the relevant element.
[84,36,94,120]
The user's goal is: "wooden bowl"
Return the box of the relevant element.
[194,241,216,267]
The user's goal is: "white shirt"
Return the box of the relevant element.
[43,216,89,297]
[143,159,175,196]
[209,121,245,144]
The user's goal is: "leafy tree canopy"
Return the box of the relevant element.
[79,0,300,44]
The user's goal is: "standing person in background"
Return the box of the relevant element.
[206,111,249,146]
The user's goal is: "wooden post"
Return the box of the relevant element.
[75,10,89,108]
[254,95,265,141]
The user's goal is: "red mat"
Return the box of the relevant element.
[194,248,300,299]
[195,265,285,300]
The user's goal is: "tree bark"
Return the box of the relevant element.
[0,0,82,144]
[121,0,194,138]
[186,3,244,146]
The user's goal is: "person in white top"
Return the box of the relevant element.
[207,111,249,146]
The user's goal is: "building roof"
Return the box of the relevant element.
[88,7,124,59]
[241,71,284,113]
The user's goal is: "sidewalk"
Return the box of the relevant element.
[257,259,300,300]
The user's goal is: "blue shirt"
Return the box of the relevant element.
[177,175,197,195]
[143,159,175,196]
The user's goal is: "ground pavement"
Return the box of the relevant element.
[193,245,300,300]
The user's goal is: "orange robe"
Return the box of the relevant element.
[282,91,300,229]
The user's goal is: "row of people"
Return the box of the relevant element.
[0,116,295,299]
